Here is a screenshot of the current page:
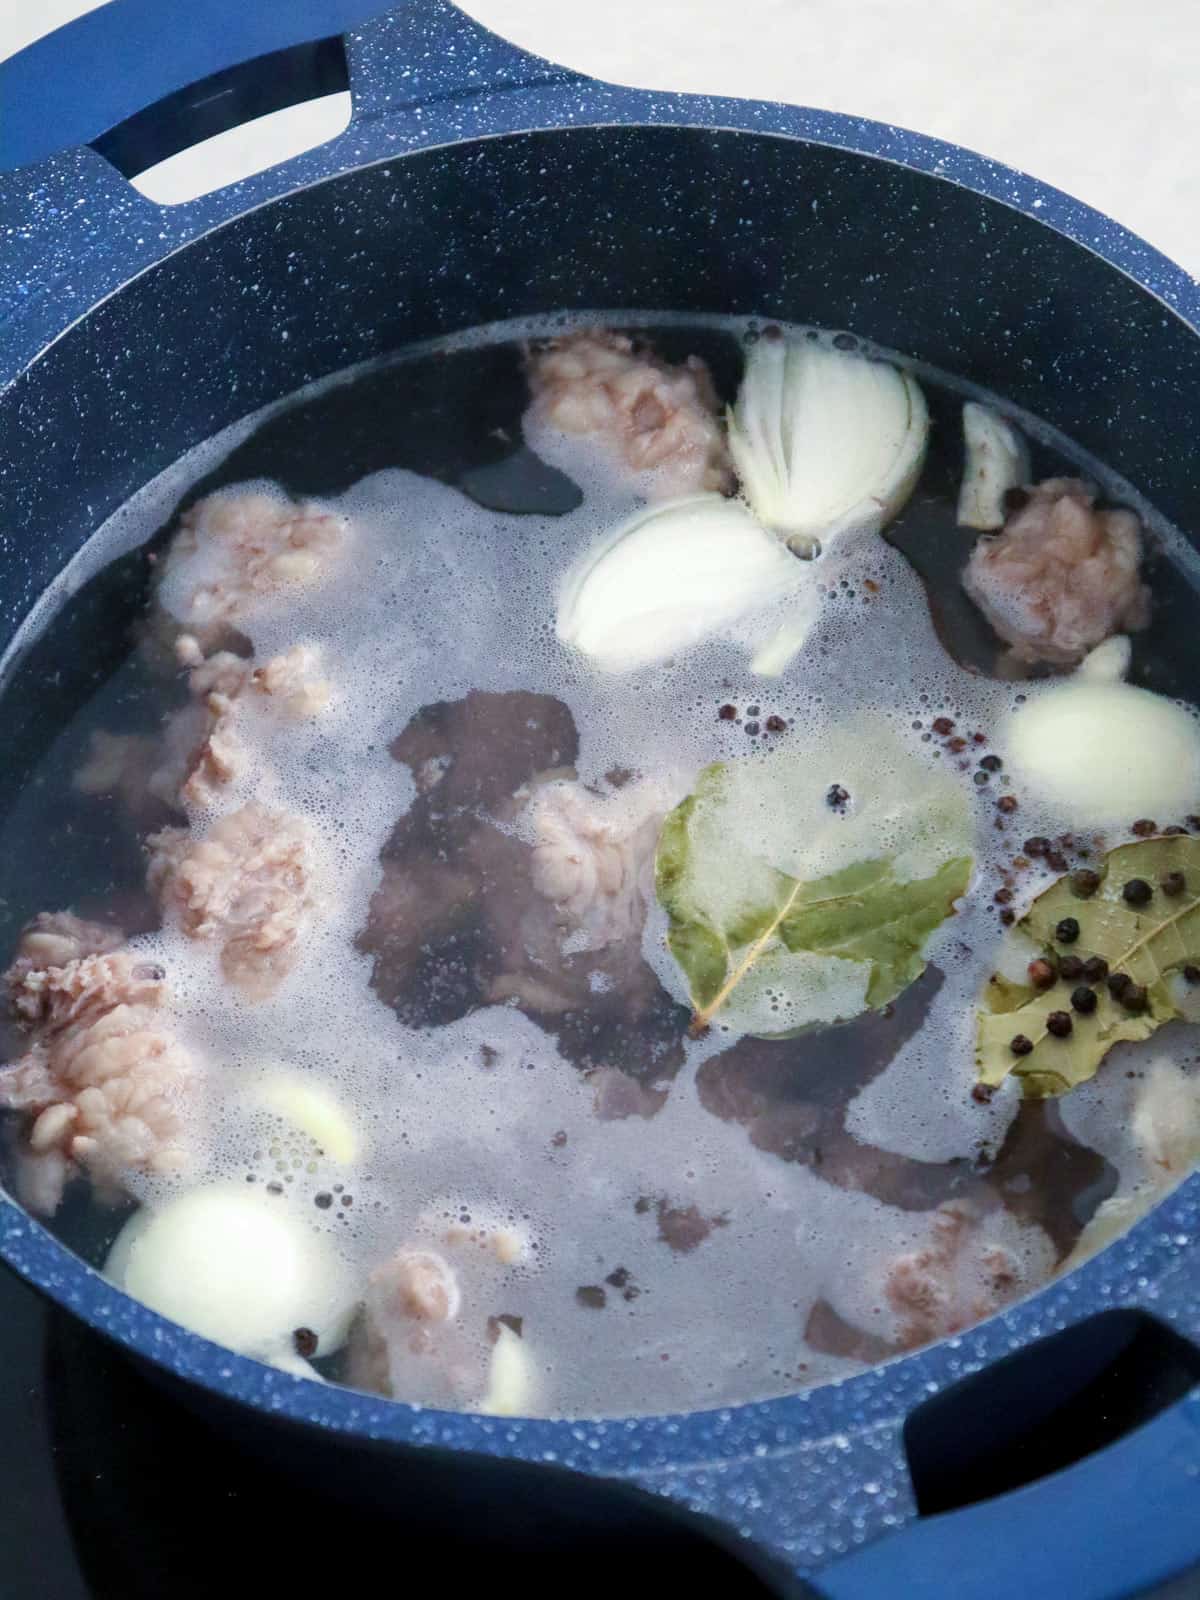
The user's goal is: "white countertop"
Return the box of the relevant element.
[7,0,1200,275]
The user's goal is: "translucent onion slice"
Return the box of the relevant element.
[556,493,804,672]
[956,402,1030,530]
[727,337,928,554]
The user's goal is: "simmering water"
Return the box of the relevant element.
[1,314,1197,1417]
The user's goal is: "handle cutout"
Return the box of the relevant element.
[91,38,351,205]
[904,1309,1200,1517]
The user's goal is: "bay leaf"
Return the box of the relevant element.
[977,836,1200,1098]
[656,756,972,1037]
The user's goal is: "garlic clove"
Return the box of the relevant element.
[249,1071,359,1164]
[479,1323,537,1416]
[1075,634,1132,683]
[727,336,928,554]
[956,403,1030,531]
[556,494,804,672]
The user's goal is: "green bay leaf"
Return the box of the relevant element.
[655,754,972,1038]
[976,835,1200,1098]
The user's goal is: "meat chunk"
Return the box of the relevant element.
[157,490,348,650]
[148,802,315,999]
[345,1246,478,1404]
[884,1201,1026,1349]
[526,330,732,498]
[526,776,668,951]
[371,1248,461,1326]
[0,917,194,1213]
[75,639,330,819]
[962,478,1150,666]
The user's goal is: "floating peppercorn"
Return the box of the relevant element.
[1131,818,1158,837]
[1071,986,1098,1015]
[1107,972,1132,999]
[1027,958,1057,990]
[980,754,1003,773]
[292,1327,319,1359]
[994,887,1013,905]
[1046,850,1069,873]
[826,784,850,811]
[932,716,955,735]
[1000,909,1016,925]
[1071,869,1102,899]
[718,703,737,720]
[1055,917,1081,944]
[971,1083,995,1104]
[1122,878,1153,906]
[1184,966,1200,985]
[1161,871,1187,897]
[1165,825,1189,837]
[765,714,786,733]
[996,795,1019,815]
[1010,1033,1034,1056]
[1003,486,1031,513]
[1120,983,1149,1014]
[1046,1010,1073,1038]
[1082,955,1109,983]
[1058,954,1085,981]
[1024,836,1050,858]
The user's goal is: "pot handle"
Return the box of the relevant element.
[0,0,582,174]
[811,1394,1200,1600]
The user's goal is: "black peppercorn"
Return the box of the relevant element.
[1027,958,1057,990]
[826,784,850,811]
[1121,983,1149,1014]
[1131,818,1158,837]
[932,716,955,735]
[1161,871,1187,897]
[1000,908,1016,925]
[1184,965,1200,985]
[997,795,1019,814]
[1071,869,1102,899]
[1107,971,1132,999]
[1045,850,1069,873]
[1003,486,1030,513]
[1082,955,1109,983]
[1046,1010,1073,1038]
[765,714,786,733]
[1058,955,1085,981]
[1165,825,1189,837]
[1055,917,1081,944]
[1010,1034,1034,1056]
[980,754,1003,773]
[718,703,737,720]
[1024,836,1050,858]
[292,1327,319,1359]
[1071,986,1098,1015]
[971,1083,995,1104]
[1122,878,1153,906]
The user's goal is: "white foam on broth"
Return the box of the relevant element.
[4,314,1199,1418]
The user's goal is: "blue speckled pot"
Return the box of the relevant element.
[2,3,1200,1594]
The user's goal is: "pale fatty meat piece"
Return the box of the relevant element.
[526,776,668,951]
[148,802,315,999]
[1,919,194,1213]
[884,1201,1026,1349]
[527,330,732,498]
[962,478,1150,666]
[158,490,348,649]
